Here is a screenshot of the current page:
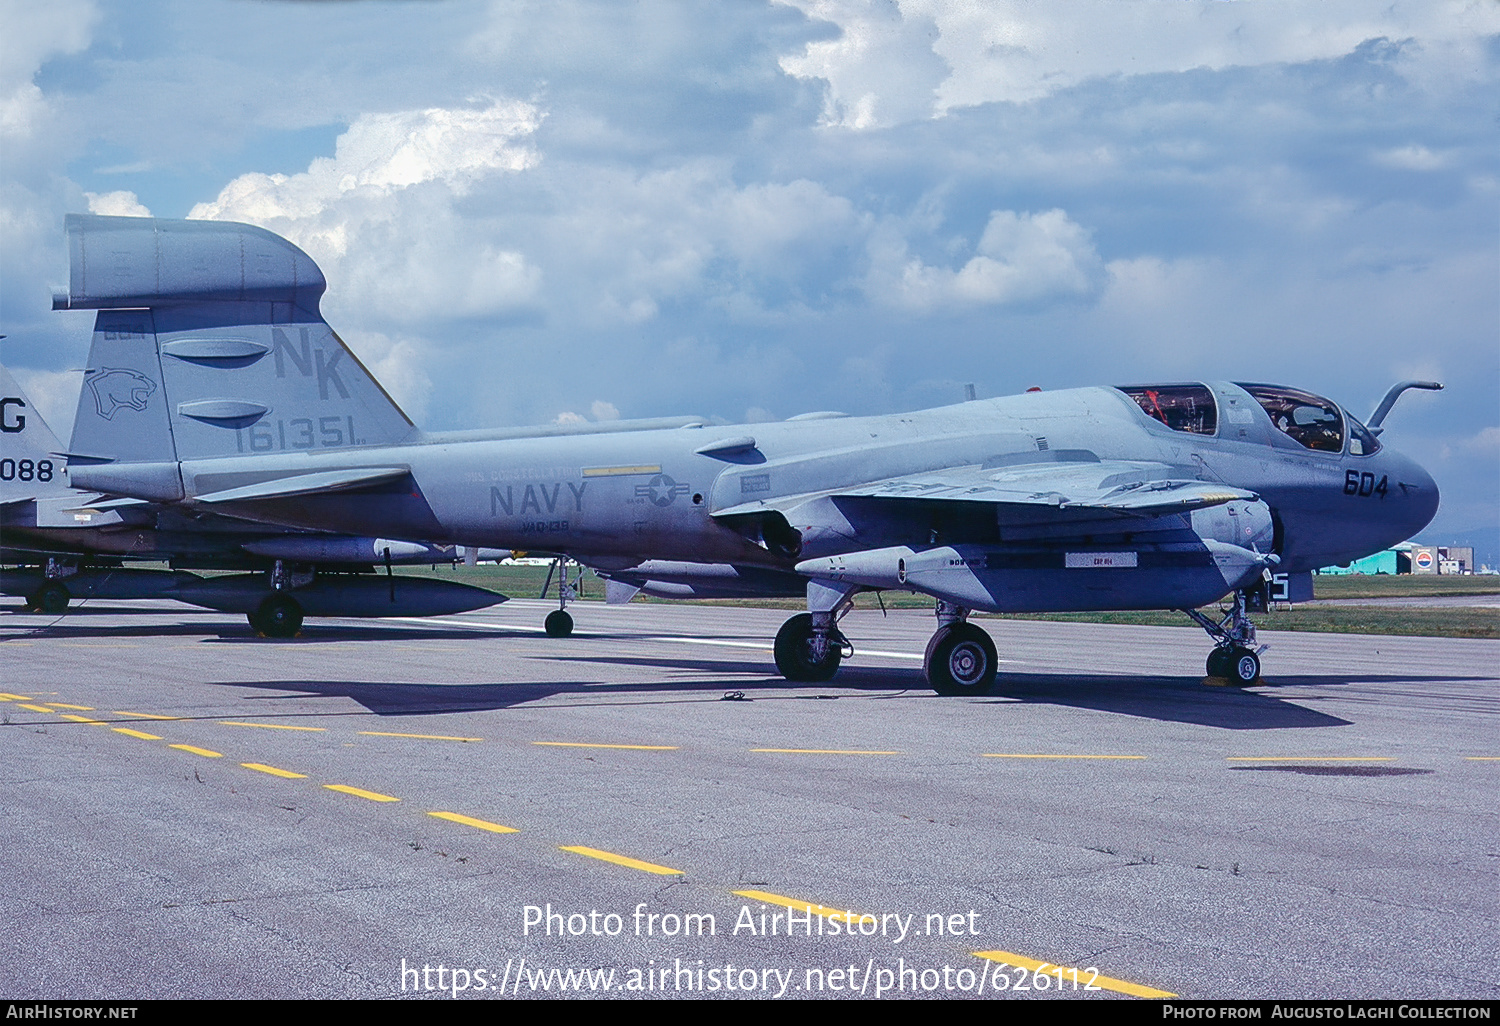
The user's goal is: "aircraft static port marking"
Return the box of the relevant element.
[112,728,163,740]
[220,720,326,732]
[972,950,1175,999]
[324,784,400,803]
[241,762,308,779]
[582,465,662,477]
[533,741,678,751]
[559,846,682,876]
[359,731,482,742]
[428,811,519,834]
[169,744,223,758]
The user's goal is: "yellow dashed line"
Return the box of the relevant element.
[750,748,901,755]
[112,728,163,741]
[732,890,865,923]
[534,741,678,751]
[973,950,1176,999]
[983,754,1147,760]
[59,714,106,724]
[18,704,56,713]
[360,731,482,742]
[429,811,519,834]
[113,711,180,720]
[560,846,682,876]
[1224,753,1386,762]
[1464,757,1500,761]
[324,784,400,803]
[220,721,326,732]
[47,703,94,710]
[169,744,223,758]
[241,762,307,779]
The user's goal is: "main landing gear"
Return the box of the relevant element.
[771,590,999,696]
[925,602,997,696]
[249,560,307,638]
[541,556,575,637]
[1184,589,1263,685]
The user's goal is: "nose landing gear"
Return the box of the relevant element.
[1185,589,1264,686]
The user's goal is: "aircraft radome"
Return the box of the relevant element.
[52,215,1440,690]
[0,363,507,632]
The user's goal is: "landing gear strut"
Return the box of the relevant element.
[541,556,575,637]
[774,613,848,681]
[773,581,854,682]
[924,602,997,696]
[1184,590,1263,685]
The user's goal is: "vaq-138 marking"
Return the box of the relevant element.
[50,215,1441,692]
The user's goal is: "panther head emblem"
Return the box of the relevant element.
[86,368,157,420]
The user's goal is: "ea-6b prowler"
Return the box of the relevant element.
[56,215,1441,690]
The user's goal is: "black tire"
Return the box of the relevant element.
[773,613,843,682]
[544,609,574,638]
[1227,646,1261,685]
[255,594,304,638]
[926,622,997,696]
[37,583,70,615]
[1206,647,1233,678]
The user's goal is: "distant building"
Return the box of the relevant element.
[1410,545,1474,575]
[1320,543,1474,575]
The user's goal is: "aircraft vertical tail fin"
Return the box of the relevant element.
[0,365,71,503]
[58,215,419,467]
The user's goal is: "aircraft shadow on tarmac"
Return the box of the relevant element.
[214,650,1481,730]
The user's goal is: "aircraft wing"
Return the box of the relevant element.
[717,459,1257,526]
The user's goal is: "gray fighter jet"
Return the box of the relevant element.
[1,363,507,631]
[55,215,1441,689]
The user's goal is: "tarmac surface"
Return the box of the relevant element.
[2,597,1496,1001]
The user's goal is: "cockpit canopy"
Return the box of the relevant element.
[1237,384,1344,453]
[1115,384,1217,435]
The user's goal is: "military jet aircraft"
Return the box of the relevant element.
[1,363,507,633]
[53,215,1441,690]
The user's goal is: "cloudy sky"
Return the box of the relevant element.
[2,0,1496,534]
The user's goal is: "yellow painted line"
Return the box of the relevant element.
[750,748,902,755]
[534,741,679,751]
[113,711,181,720]
[241,762,307,779]
[113,728,163,741]
[1224,753,1386,762]
[983,753,1147,760]
[220,721,326,732]
[18,704,56,713]
[360,731,483,742]
[974,950,1175,999]
[59,714,107,724]
[582,464,662,477]
[48,703,94,710]
[0,693,34,700]
[1464,757,1500,761]
[560,846,682,876]
[324,784,401,803]
[733,890,866,923]
[169,744,223,758]
[429,811,519,834]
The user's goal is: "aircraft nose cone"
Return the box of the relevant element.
[1390,451,1440,539]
